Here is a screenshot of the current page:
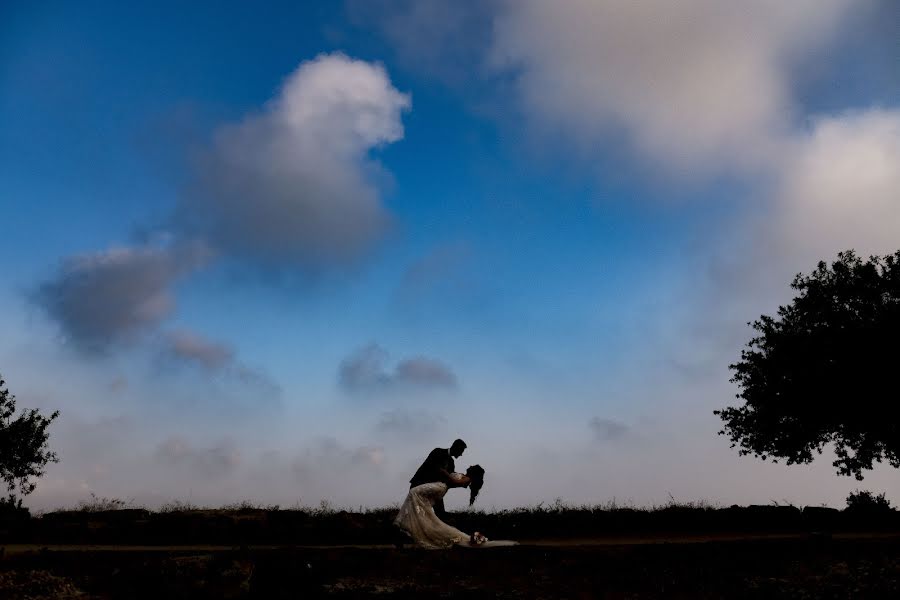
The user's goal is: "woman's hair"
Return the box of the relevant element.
[466,464,485,506]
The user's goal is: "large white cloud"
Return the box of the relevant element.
[659,109,900,386]
[488,0,858,173]
[177,53,411,270]
[773,109,900,267]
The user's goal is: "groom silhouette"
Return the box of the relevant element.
[409,438,467,520]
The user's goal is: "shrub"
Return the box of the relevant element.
[845,490,893,513]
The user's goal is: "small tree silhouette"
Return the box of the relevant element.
[0,373,59,505]
[845,490,893,513]
[716,250,900,479]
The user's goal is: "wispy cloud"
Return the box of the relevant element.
[396,241,473,302]
[346,0,492,87]
[338,343,458,395]
[589,417,629,442]
[376,409,447,437]
[156,329,283,407]
[34,240,211,353]
[155,435,241,479]
[162,329,234,370]
[291,437,386,483]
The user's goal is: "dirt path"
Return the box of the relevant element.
[5,531,898,555]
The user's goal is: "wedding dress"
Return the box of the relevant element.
[393,479,518,549]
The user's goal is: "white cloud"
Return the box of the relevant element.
[488,0,857,173]
[654,108,900,440]
[177,53,411,270]
[773,109,900,267]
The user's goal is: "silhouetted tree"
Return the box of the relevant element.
[0,373,59,502]
[716,250,900,480]
[845,490,893,513]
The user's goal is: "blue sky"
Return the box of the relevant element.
[2,1,899,510]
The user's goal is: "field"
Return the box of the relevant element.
[3,502,900,598]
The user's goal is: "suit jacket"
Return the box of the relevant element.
[409,447,455,488]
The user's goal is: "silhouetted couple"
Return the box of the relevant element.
[394,438,516,549]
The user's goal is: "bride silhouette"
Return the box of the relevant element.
[394,463,517,549]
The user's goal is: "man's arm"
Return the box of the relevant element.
[437,450,470,486]
[446,473,471,488]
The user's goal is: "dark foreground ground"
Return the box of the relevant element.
[3,534,900,599]
[3,504,900,597]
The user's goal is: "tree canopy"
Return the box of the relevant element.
[716,250,900,480]
[0,374,59,499]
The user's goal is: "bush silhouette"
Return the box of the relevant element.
[845,490,893,513]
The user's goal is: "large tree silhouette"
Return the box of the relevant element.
[716,250,900,480]
[0,373,59,501]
